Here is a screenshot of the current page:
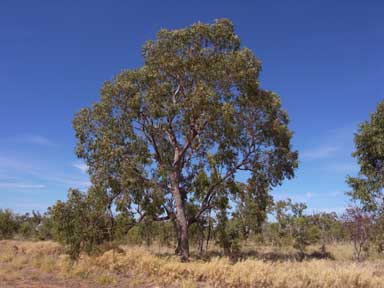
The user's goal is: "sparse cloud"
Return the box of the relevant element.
[272,189,345,205]
[59,178,91,189]
[26,173,91,190]
[0,155,91,190]
[305,190,346,198]
[309,207,346,215]
[22,135,54,146]
[300,124,357,163]
[301,145,339,161]
[73,162,88,173]
[324,162,358,174]
[6,134,55,147]
[0,155,33,171]
[306,192,315,199]
[272,191,314,203]
[329,190,343,197]
[0,182,45,189]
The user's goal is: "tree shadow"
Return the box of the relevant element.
[153,247,335,263]
[236,248,334,262]
[149,243,336,263]
[231,248,335,262]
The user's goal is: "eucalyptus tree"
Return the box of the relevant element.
[347,101,384,212]
[73,19,297,261]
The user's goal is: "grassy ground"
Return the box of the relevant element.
[1,240,384,288]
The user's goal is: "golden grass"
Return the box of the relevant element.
[95,273,116,285]
[1,240,384,287]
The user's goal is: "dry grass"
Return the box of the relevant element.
[1,240,384,287]
[0,265,22,282]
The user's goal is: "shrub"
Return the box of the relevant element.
[49,188,112,259]
[0,209,18,239]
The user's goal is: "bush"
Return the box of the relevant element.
[0,209,18,239]
[342,206,373,261]
[49,188,113,259]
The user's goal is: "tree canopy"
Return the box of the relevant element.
[73,19,298,260]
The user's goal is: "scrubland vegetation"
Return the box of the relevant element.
[1,19,384,287]
[1,201,384,287]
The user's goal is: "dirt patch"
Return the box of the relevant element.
[0,263,97,288]
[0,261,162,288]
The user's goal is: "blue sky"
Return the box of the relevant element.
[0,0,383,214]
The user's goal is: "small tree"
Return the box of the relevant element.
[290,202,312,260]
[215,207,240,256]
[371,212,384,254]
[309,212,343,244]
[49,188,112,259]
[272,199,293,246]
[0,209,18,239]
[342,206,373,261]
[269,199,315,258]
[345,101,384,260]
[233,176,273,240]
[16,211,54,240]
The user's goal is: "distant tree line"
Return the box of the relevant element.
[0,209,53,241]
[0,197,379,262]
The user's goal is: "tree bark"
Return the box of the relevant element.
[198,222,204,255]
[206,209,212,253]
[174,221,181,255]
[171,170,189,261]
[107,204,115,242]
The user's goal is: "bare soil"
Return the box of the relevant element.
[0,262,100,288]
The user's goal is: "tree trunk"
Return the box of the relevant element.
[107,204,115,242]
[171,171,189,261]
[198,223,204,255]
[177,216,189,261]
[206,209,212,252]
[174,221,181,255]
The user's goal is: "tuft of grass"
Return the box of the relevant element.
[96,273,116,285]
[179,278,198,288]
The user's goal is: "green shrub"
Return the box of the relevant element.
[0,209,18,239]
[49,188,112,259]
